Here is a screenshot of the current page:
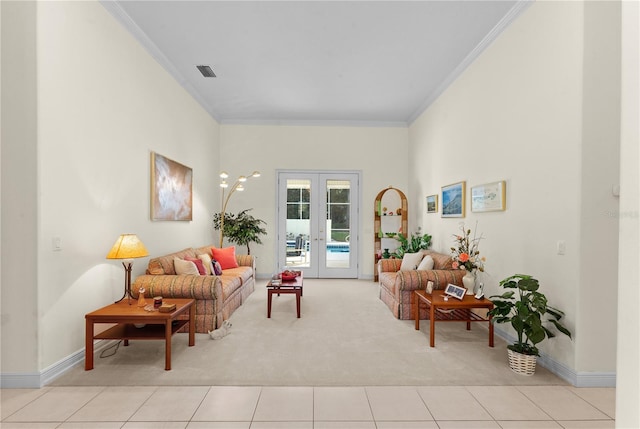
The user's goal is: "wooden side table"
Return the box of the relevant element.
[414,290,494,347]
[267,273,303,318]
[85,298,195,370]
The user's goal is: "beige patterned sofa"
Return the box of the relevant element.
[378,250,465,320]
[132,245,255,333]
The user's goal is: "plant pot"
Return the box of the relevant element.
[507,349,537,376]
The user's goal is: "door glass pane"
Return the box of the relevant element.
[326,180,350,268]
[285,179,310,268]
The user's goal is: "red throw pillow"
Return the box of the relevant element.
[211,246,239,270]
[185,257,206,275]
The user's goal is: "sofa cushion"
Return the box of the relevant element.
[197,253,213,275]
[211,259,223,275]
[424,250,455,270]
[223,266,254,284]
[185,257,207,275]
[217,274,243,301]
[400,252,424,271]
[174,258,200,275]
[147,248,197,275]
[212,246,239,270]
[417,255,434,270]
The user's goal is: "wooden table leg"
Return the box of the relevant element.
[489,316,494,347]
[414,295,420,330]
[296,289,301,318]
[85,317,94,370]
[188,304,195,347]
[267,290,273,318]
[165,320,172,370]
[430,302,436,347]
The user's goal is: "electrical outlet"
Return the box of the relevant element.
[557,240,566,255]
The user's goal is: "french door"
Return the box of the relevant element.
[277,171,359,278]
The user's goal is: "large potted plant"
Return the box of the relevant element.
[487,274,572,375]
[392,231,432,258]
[213,209,267,255]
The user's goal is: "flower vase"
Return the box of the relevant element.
[462,269,475,295]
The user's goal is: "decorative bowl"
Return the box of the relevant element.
[280,271,299,281]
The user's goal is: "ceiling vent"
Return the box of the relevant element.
[196,65,216,78]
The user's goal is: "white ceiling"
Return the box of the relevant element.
[102,1,530,126]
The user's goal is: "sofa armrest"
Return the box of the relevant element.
[132,275,219,300]
[236,254,255,269]
[378,259,402,273]
[396,269,466,291]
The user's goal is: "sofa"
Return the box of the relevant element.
[378,250,465,320]
[131,245,255,333]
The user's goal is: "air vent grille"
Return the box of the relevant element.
[196,65,216,78]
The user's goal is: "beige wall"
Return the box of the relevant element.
[409,1,620,376]
[219,124,408,277]
[616,1,640,426]
[1,1,220,378]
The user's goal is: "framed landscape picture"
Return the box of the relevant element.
[441,181,465,218]
[426,194,438,214]
[471,180,506,212]
[150,152,193,221]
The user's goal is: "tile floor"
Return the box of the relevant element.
[1,385,614,428]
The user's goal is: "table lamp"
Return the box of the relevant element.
[106,234,149,304]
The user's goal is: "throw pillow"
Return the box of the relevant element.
[211,259,223,275]
[174,258,200,275]
[417,254,435,271]
[185,257,206,275]
[400,252,424,271]
[211,246,239,270]
[197,253,213,275]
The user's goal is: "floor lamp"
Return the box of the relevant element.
[219,170,260,247]
[107,234,149,304]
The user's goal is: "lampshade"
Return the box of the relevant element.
[106,234,149,259]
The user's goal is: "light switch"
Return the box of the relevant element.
[557,240,566,255]
[52,237,62,251]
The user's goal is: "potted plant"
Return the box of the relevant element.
[393,231,432,258]
[487,274,572,375]
[213,209,267,255]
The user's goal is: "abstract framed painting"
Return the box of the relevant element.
[150,152,193,221]
[441,181,465,218]
[471,180,506,212]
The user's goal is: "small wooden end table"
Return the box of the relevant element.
[414,290,494,348]
[85,298,195,371]
[267,273,303,318]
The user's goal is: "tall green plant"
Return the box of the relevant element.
[393,232,432,258]
[213,209,267,255]
[487,274,572,356]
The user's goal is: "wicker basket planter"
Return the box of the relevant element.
[507,349,537,376]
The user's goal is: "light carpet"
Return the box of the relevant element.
[53,279,567,386]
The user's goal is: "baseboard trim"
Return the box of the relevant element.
[0,340,118,388]
[493,328,616,387]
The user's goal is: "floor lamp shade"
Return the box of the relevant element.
[107,234,149,303]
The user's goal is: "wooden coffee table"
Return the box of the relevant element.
[267,273,303,318]
[414,290,494,347]
[85,298,195,370]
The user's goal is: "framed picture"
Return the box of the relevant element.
[444,283,467,300]
[471,180,506,212]
[150,152,193,221]
[441,181,466,218]
[426,194,438,214]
